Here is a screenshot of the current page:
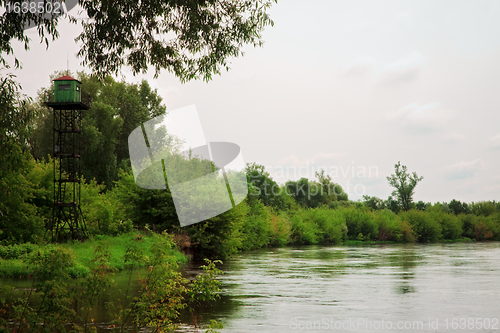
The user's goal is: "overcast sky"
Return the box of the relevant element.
[7,0,500,203]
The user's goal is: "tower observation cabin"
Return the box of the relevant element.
[45,75,91,241]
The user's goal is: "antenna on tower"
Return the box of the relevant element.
[67,51,69,71]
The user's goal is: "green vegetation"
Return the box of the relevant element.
[0,232,186,278]
[0,232,224,332]
[386,161,424,212]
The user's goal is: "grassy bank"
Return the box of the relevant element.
[0,232,187,278]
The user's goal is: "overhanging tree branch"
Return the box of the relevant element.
[1,0,277,81]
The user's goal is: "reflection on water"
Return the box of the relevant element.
[193,242,500,332]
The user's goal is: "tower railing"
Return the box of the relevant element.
[44,89,92,109]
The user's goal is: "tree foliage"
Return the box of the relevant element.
[0,1,60,68]
[0,72,44,244]
[386,161,424,212]
[31,71,168,187]
[245,162,295,210]
[2,0,277,81]
[448,199,470,215]
[363,195,386,211]
[284,172,348,209]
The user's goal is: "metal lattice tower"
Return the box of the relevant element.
[44,75,91,241]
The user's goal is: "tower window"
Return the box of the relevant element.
[59,84,71,90]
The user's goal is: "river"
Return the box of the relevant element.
[2,242,500,332]
[190,242,500,332]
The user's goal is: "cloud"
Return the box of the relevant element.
[386,102,452,134]
[341,52,425,83]
[483,183,500,193]
[342,56,376,76]
[441,132,466,144]
[276,151,345,168]
[442,159,484,180]
[378,52,425,84]
[482,175,500,194]
[396,12,411,20]
[394,12,412,28]
[488,133,500,149]
[452,179,479,195]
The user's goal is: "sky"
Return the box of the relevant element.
[5,0,500,203]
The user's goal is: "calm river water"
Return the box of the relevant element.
[188,242,500,333]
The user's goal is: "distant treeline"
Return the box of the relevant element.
[1,71,499,261]
[2,154,499,259]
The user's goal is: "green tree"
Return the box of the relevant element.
[285,175,347,209]
[79,73,167,168]
[0,72,46,244]
[448,199,470,215]
[386,161,424,212]
[0,72,34,171]
[470,201,497,217]
[2,0,277,81]
[385,195,400,214]
[110,169,178,231]
[315,169,348,204]
[285,178,313,207]
[415,200,431,211]
[245,163,293,210]
[31,72,169,187]
[363,195,386,210]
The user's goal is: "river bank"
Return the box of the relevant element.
[0,232,187,278]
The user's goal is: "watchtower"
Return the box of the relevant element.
[45,75,91,241]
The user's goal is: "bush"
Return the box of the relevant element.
[458,213,500,241]
[289,211,321,245]
[400,220,416,242]
[429,210,462,240]
[466,213,500,241]
[401,210,441,242]
[240,200,272,251]
[459,214,479,239]
[488,213,500,240]
[268,212,292,246]
[186,201,247,259]
[305,208,346,244]
[343,207,378,241]
[0,242,38,259]
[373,209,404,241]
[1,233,221,332]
